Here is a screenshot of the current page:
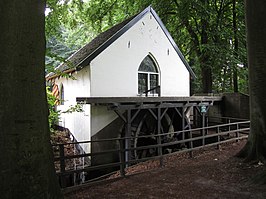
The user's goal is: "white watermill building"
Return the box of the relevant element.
[47,6,221,170]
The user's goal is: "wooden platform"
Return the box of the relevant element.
[76,96,222,106]
[76,95,223,164]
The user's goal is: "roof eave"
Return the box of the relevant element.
[77,6,152,68]
[78,5,196,79]
[53,6,196,80]
[45,68,76,81]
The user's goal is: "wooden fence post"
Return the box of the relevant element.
[217,126,221,150]
[157,107,163,167]
[119,139,126,177]
[189,130,193,158]
[59,144,66,188]
[236,123,240,142]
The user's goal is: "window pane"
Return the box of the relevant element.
[139,56,158,72]
[138,73,147,94]
[150,74,158,94]
[60,85,64,105]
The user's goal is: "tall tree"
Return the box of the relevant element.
[238,0,266,169]
[0,1,62,198]
[44,0,248,94]
[232,0,239,93]
[80,0,247,94]
[45,0,97,72]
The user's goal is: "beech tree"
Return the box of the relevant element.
[238,0,266,169]
[0,1,62,198]
[73,0,247,94]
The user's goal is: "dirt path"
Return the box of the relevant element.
[65,140,266,199]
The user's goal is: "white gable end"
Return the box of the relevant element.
[90,11,190,97]
[48,7,194,152]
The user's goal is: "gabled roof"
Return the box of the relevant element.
[47,6,196,80]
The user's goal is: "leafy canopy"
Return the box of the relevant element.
[45,0,248,94]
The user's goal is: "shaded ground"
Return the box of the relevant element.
[64,140,266,199]
[51,130,78,171]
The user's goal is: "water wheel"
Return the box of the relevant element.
[122,108,192,160]
[130,112,157,159]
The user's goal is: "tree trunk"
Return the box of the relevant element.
[238,0,266,163]
[0,1,63,198]
[200,1,213,94]
[233,0,239,93]
[201,65,213,93]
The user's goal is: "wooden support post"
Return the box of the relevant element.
[59,144,66,188]
[125,109,131,167]
[236,123,240,142]
[182,107,185,141]
[189,129,193,158]
[181,106,187,149]
[195,106,201,128]
[119,139,126,177]
[206,115,209,135]
[217,126,221,150]
[202,113,206,146]
[229,119,231,132]
[157,107,163,167]
[114,110,127,123]
[205,105,210,135]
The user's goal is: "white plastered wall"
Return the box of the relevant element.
[91,106,118,137]
[53,11,191,145]
[90,12,190,97]
[55,68,91,152]
[89,11,190,138]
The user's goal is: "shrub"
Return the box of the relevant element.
[46,87,60,132]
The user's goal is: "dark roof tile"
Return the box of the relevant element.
[47,6,196,79]
[52,15,135,74]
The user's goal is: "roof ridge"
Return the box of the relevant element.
[47,6,196,80]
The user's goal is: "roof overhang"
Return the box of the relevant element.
[46,6,196,81]
[77,6,196,79]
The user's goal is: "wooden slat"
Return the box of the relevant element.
[76,96,223,105]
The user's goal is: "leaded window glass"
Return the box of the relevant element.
[60,84,64,105]
[138,73,147,94]
[150,74,158,94]
[138,55,160,96]
[139,56,158,73]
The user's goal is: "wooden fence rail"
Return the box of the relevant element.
[52,120,250,189]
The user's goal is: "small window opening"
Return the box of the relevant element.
[60,84,64,105]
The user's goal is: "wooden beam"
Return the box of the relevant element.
[76,96,222,105]
[114,110,126,123]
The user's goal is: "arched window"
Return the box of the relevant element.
[138,55,160,96]
[60,84,64,105]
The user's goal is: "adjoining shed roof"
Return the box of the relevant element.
[47,6,196,80]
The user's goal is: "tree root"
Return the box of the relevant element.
[250,171,266,185]
[236,140,266,184]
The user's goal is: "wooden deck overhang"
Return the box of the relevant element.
[76,96,222,110]
[76,96,223,164]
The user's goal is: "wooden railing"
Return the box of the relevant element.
[52,120,250,189]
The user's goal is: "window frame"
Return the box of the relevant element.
[138,55,160,96]
[60,84,64,105]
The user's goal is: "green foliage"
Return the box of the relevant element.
[45,0,96,73]
[77,0,248,94]
[46,87,60,132]
[46,86,84,132]
[62,104,84,114]
[45,0,248,94]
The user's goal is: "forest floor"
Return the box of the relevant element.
[64,140,266,199]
